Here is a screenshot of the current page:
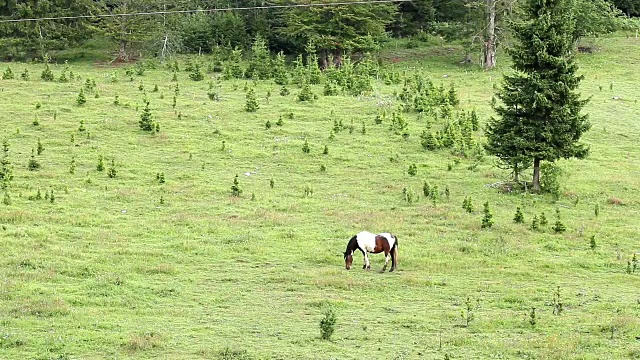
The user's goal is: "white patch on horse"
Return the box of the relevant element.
[355,231,378,253]
[378,232,396,249]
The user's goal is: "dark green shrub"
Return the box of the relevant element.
[319,308,336,340]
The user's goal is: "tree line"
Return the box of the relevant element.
[0,0,635,62]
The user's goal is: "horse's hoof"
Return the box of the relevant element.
[389,268,395,272]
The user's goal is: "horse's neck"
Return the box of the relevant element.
[347,237,359,253]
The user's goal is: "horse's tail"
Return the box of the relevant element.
[392,236,399,267]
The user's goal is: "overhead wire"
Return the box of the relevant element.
[0,0,413,23]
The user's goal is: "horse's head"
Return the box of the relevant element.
[344,251,353,270]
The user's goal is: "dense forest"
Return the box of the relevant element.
[0,0,637,62]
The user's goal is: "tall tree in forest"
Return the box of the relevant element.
[612,0,640,16]
[572,0,625,41]
[390,0,436,37]
[485,0,591,192]
[0,0,97,60]
[279,0,397,67]
[93,0,161,61]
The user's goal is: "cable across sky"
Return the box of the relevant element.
[0,0,413,23]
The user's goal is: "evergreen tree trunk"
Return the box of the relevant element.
[319,49,329,70]
[333,50,343,68]
[484,0,497,69]
[117,39,129,62]
[532,158,541,192]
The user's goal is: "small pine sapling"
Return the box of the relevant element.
[297,82,316,102]
[302,140,310,154]
[552,208,566,233]
[49,189,55,204]
[276,115,284,126]
[41,64,54,81]
[323,145,329,155]
[153,84,159,92]
[531,214,539,231]
[188,63,204,81]
[407,164,417,176]
[430,185,440,205]
[269,179,274,189]
[589,235,596,250]
[265,120,272,129]
[77,88,87,105]
[445,186,450,199]
[462,196,474,213]
[96,155,105,172]
[69,157,76,174]
[481,201,493,228]
[36,138,44,155]
[529,307,536,326]
[27,149,40,171]
[2,191,10,205]
[513,207,524,223]
[304,185,313,197]
[32,116,40,126]
[139,102,155,131]
[423,181,431,198]
[21,68,29,80]
[78,120,86,132]
[2,66,14,80]
[539,212,548,227]
[319,308,336,340]
[231,175,242,197]
[460,297,476,327]
[594,203,600,217]
[245,88,259,112]
[552,286,563,315]
[280,85,290,96]
[107,159,117,178]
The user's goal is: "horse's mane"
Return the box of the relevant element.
[345,235,358,254]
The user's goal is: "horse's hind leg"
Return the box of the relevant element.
[380,251,390,273]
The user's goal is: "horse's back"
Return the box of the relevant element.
[355,231,377,252]
[378,232,397,249]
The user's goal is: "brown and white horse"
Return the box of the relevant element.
[343,231,398,272]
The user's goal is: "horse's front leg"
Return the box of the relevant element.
[363,252,371,270]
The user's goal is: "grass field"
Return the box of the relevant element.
[1,36,640,360]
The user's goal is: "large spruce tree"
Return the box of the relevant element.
[0,0,96,60]
[485,0,591,192]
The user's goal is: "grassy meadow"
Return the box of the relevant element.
[1,36,640,359]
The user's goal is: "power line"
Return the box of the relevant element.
[0,0,412,24]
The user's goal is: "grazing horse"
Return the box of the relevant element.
[343,231,398,272]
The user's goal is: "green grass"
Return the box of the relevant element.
[1,36,640,359]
